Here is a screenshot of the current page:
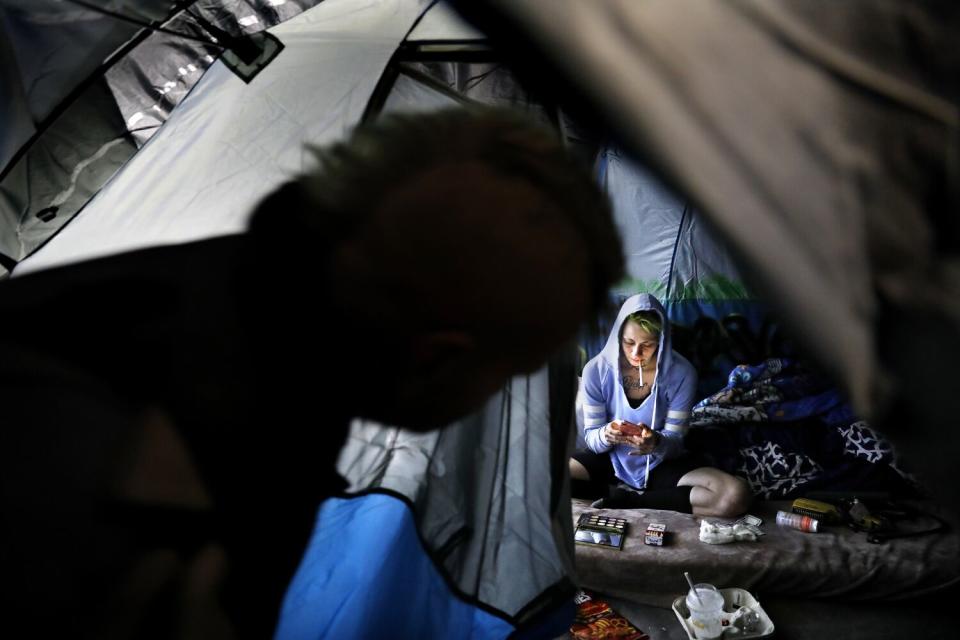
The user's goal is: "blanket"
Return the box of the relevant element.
[686,359,915,499]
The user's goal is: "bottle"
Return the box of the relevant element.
[776,510,819,533]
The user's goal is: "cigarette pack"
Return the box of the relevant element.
[644,523,666,546]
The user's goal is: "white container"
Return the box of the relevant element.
[685,584,724,639]
[672,587,775,639]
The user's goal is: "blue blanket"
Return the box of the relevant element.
[687,359,916,499]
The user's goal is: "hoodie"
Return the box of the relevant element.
[581,294,698,488]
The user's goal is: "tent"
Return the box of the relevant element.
[6,0,953,637]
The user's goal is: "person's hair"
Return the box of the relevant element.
[621,310,662,341]
[248,107,623,312]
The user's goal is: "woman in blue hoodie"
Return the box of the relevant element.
[571,294,750,516]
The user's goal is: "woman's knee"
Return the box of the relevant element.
[683,468,752,517]
[716,476,752,517]
[569,457,591,481]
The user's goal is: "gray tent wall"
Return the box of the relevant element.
[598,147,764,380]
[0,0,326,275]
[8,0,424,276]
[604,147,752,319]
[0,0,142,170]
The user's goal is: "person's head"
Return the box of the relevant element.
[620,310,661,368]
[249,107,623,428]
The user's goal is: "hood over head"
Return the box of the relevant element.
[599,293,674,384]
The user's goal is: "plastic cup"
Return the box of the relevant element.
[685,583,725,639]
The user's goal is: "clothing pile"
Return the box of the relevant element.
[686,359,916,499]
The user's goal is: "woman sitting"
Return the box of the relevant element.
[571,293,751,517]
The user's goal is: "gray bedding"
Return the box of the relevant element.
[571,499,960,607]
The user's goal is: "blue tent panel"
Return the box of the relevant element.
[276,493,517,639]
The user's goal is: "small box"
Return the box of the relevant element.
[791,498,840,523]
[645,522,666,546]
[575,513,628,550]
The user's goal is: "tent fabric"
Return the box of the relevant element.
[381,67,463,114]
[380,60,553,127]
[406,0,482,42]
[0,0,140,168]
[11,0,428,276]
[457,0,960,426]
[0,0,324,275]
[333,355,579,630]
[276,493,516,639]
[601,146,757,328]
[0,77,138,272]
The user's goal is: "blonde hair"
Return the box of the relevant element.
[621,310,662,340]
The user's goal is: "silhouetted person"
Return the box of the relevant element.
[0,108,623,639]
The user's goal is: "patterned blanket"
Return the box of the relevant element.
[686,359,915,499]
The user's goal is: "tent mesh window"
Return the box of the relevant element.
[0,0,323,276]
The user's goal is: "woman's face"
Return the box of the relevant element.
[621,319,658,368]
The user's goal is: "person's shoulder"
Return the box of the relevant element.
[5,235,248,292]
[581,353,615,384]
[582,352,614,375]
[0,235,250,334]
[110,235,250,278]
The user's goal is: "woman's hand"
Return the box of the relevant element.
[603,420,659,453]
[626,425,660,455]
[601,421,625,446]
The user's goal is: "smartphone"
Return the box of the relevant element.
[617,422,648,437]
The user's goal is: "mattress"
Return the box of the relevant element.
[571,498,960,607]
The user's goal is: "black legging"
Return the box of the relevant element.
[572,449,697,512]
